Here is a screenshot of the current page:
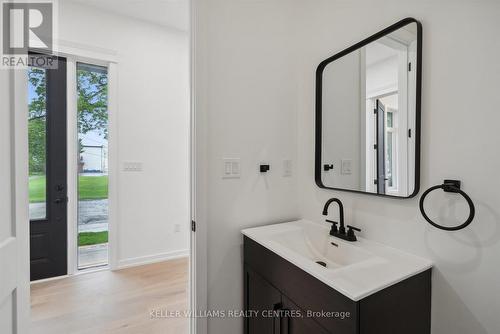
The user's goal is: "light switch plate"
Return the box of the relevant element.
[341,159,352,175]
[222,158,241,179]
[123,161,143,172]
[283,160,292,177]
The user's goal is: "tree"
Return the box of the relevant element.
[77,68,108,139]
[28,68,47,174]
[27,66,108,174]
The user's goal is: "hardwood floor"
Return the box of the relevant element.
[30,258,189,334]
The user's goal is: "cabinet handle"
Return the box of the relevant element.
[280,308,290,334]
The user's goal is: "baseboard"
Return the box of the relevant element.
[116,249,189,270]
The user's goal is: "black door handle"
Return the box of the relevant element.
[54,197,66,204]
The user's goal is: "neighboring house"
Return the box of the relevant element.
[80,145,108,173]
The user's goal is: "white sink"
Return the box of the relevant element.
[242,219,432,301]
[270,225,375,270]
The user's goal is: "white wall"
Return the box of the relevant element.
[59,2,190,266]
[195,0,299,333]
[295,1,500,334]
[198,1,500,334]
[0,70,12,255]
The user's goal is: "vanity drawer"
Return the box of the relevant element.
[244,237,358,334]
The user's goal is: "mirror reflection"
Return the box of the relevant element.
[319,21,420,197]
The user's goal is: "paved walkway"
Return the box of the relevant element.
[30,199,110,268]
[30,199,108,232]
[29,202,46,220]
[78,199,109,268]
[78,243,108,269]
[78,199,108,232]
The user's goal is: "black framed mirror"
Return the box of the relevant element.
[315,18,422,198]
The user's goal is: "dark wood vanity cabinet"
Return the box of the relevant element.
[244,236,431,334]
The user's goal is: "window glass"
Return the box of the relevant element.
[28,67,47,220]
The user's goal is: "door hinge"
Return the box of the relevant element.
[191,220,196,232]
[374,179,378,185]
[408,62,412,71]
[373,144,378,150]
[408,128,412,138]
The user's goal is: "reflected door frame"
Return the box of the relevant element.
[364,37,410,197]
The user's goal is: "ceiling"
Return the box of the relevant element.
[69,0,189,31]
[365,42,397,67]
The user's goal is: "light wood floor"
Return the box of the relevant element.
[30,258,189,334]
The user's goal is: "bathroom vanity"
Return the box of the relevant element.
[242,220,432,334]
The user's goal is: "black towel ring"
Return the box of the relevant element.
[419,180,475,231]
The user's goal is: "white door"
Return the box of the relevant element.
[0,70,30,333]
[407,40,417,194]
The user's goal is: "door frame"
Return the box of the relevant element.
[62,44,119,275]
[20,42,119,280]
[13,4,199,334]
[11,64,31,334]
[191,0,209,333]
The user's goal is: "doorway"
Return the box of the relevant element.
[28,56,68,281]
[3,1,194,333]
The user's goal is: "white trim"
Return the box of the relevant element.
[75,265,109,276]
[192,0,208,333]
[188,0,196,333]
[117,250,189,270]
[13,63,31,334]
[54,39,118,64]
[107,63,119,271]
[62,42,119,273]
[66,59,78,276]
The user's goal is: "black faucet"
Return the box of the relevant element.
[322,198,361,242]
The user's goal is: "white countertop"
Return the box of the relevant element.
[242,219,433,301]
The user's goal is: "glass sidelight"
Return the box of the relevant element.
[76,63,109,269]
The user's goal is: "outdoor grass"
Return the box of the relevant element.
[28,175,47,203]
[78,231,108,246]
[78,176,109,201]
[29,175,108,203]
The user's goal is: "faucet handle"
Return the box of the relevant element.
[347,225,361,232]
[346,225,361,241]
[326,219,338,234]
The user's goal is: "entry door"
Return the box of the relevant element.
[28,56,68,281]
[375,99,386,195]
